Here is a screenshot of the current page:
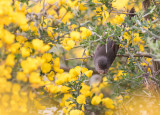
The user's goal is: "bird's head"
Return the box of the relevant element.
[97,56,109,74]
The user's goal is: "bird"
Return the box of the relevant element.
[93,7,136,74]
[93,38,119,74]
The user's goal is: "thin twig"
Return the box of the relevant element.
[111,12,136,15]
[65,56,92,60]
[117,54,153,58]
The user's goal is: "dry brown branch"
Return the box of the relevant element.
[111,12,136,15]
[65,56,93,60]
[117,54,153,58]
[65,54,153,60]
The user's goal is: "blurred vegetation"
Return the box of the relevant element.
[0,0,160,115]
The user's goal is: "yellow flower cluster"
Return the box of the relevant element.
[32,39,50,53]
[94,4,110,24]
[54,66,93,85]
[111,14,126,25]
[70,109,84,115]
[133,33,145,52]
[91,95,102,105]
[112,0,129,10]
[123,32,145,52]
[0,0,28,30]
[102,98,114,109]
[114,70,126,81]
[62,27,92,50]
[0,0,149,114]
[91,93,114,109]
[0,0,65,110]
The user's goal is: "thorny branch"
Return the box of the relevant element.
[65,53,153,60]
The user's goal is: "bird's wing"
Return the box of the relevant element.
[94,44,107,58]
[106,38,113,54]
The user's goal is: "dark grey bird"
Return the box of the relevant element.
[93,7,136,74]
[93,38,119,74]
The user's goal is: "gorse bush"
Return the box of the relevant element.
[0,0,160,115]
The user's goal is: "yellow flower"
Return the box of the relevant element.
[114,70,126,81]
[84,70,93,78]
[133,33,144,44]
[0,40,2,48]
[3,30,15,44]
[53,57,60,68]
[9,43,21,53]
[47,71,55,81]
[61,86,70,93]
[62,38,75,51]
[55,73,69,85]
[76,94,86,104]
[16,71,27,82]
[81,67,88,74]
[112,14,125,25]
[62,108,68,113]
[42,53,52,62]
[41,63,51,73]
[80,83,91,97]
[70,31,81,41]
[91,96,101,105]
[53,57,64,73]
[47,27,53,37]
[30,22,38,33]
[112,0,129,10]
[47,0,57,5]
[82,104,85,111]
[70,110,84,115]
[68,39,75,46]
[6,54,15,67]
[69,68,79,78]
[105,110,113,115]
[12,12,28,29]
[99,77,108,88]
[140,44,144,52]
[60,94,72,107]
[54,67,64,73]
[16,35,27,43]
[123,32,132,46]
[21,58,38,73]
[74,66,81,75]
[67,0,78,8]
[99,93,104,98]
[60,8,73,24]
[79,2,87,11]
[46,84,60,93]
[102,98,114,109]
[80,27,92,39]
[24,42,32,48]
[102,11,109,23]
[65,100,75,109]
[29,72,41,84]
[21,47,30,57]
[32,39,44,50]
[41,44,50,52]
[66,39,75,50]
